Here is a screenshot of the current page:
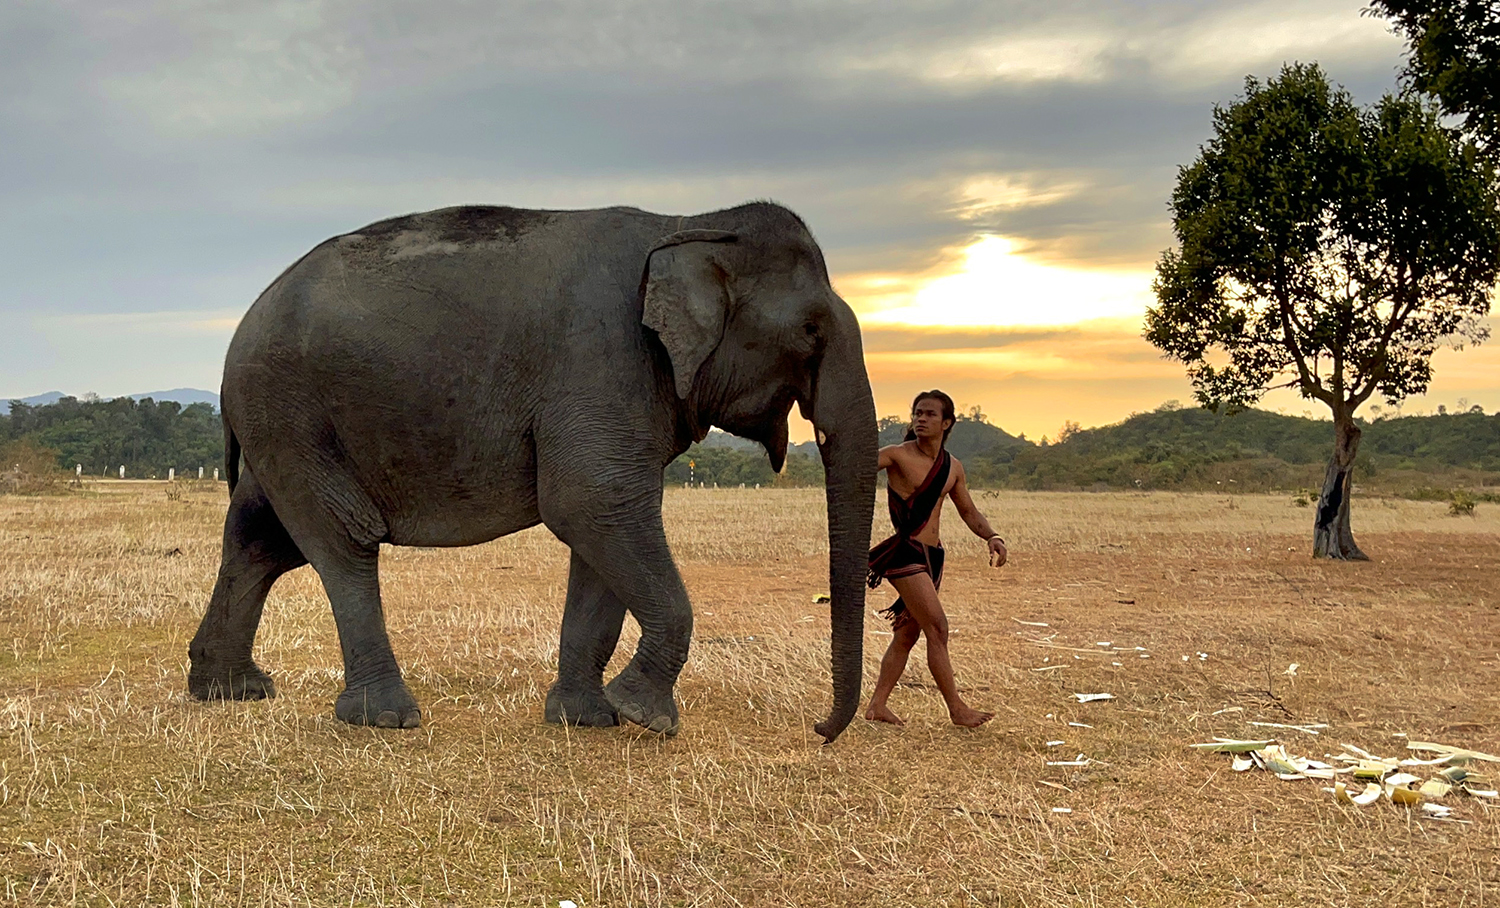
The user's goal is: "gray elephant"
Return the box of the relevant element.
[187,202,878,742]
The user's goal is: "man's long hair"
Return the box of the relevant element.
[903,389,956,447]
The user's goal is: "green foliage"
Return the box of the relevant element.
[1146,64,1500,419]
[664,442,823,488]
[0,396,223,478]
[1367,0,1500,157]
[1449,489,1478,515]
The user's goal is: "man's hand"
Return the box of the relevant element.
[987,536,1007,568]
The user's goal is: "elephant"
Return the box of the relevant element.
[186,201,878,742]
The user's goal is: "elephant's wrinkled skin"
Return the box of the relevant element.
[187,202,878,742]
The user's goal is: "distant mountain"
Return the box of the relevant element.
[698,429,822,459]
[699,429,762,452]
[0,391,66,414]
[1,388,219,415]
[129,388,220,409]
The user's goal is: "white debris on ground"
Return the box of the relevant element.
[1191,737,1499,821]
[1015,630,1158,667]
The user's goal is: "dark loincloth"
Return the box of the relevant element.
[868,450,951,622]
[877,544,944,623]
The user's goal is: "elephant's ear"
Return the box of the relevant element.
[642,229,738,399]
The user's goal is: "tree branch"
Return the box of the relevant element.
[1276,268,1333,406]
[1352,261,1423,406]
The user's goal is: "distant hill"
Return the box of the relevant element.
[877,414,1028,462]
[1054,403,1500,470]
[974,402,1500,490]
[1,388,219,416]
[0,391,66,414]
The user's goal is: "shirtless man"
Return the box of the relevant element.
[866,390,1007,728]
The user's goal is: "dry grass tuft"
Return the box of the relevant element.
[2,485,1497,905]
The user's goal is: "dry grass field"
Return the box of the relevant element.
[2,483,1498,906]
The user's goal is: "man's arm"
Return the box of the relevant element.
[877,444,898,471]
[949,460,1007,566]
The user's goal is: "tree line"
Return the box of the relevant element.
[670,403,1500,493]
[1,396,222,479]
[4,393,1498,493]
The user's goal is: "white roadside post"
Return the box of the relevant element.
[119,465,125,479]
[168,468,175,482]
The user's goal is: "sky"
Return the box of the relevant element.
[3,0,1497,441]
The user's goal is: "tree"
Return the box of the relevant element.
[1367,0,1500,156]
[1146,64,1500,559]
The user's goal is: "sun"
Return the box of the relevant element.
[854,235,1155,329]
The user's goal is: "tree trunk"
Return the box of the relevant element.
[1312,416,1368,560]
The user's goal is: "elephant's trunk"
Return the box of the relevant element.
[810,318,878,744]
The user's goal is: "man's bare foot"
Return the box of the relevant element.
[950,706,994,728]
[865,703,905,725]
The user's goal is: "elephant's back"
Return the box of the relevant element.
[230,204,657,361]
[219,204,666,546]
[333,204,655,290]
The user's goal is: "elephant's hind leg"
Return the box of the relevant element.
[317,543,421,729]
[545,551,625,727]
[188,469,308,701]
[242,447,420,729]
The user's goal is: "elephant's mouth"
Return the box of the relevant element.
[715,392,797,473]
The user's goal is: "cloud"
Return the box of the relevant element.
[96,0,363,135]
[829,0,1403,91]
[860,325,1087,353]
[0,0,1424,427]
[34,309,244,338]
[1151,0,1405,87]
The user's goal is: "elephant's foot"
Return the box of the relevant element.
[335,679,421,729]
[188,658,276,701]
[544,684,620,727]
[605,666,680,735]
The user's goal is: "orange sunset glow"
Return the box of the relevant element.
[819,235,1500,442]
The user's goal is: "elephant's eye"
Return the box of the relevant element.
[803,322,819,337]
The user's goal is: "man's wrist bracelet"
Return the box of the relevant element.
[987,535,1004,545]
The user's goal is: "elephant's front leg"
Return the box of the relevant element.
[541,491,691,734]
[545,551,625,727]
[593,532,692,735]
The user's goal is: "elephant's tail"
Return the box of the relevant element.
[224,422,240,493]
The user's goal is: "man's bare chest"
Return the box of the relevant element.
[890,458,955,500]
